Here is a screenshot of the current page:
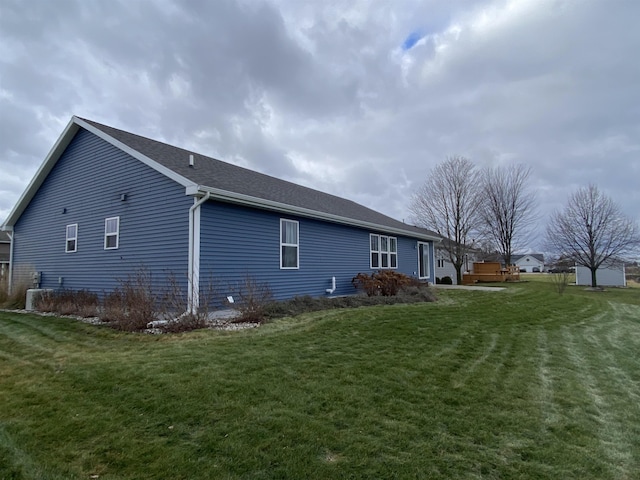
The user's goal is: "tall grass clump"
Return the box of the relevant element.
[36,289,99,317]
[0,264,34,309]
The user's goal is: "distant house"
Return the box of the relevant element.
[1,116,440,310]
[575,262,626,287]
[0,231,10,279]
[434,239,481,284]
[513,254,545,273]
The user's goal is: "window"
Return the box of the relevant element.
[280,219,299,269]
[370,235,380,268]
[370,234,397,269]
[437,259,445,268]
[104,217,120,249]
[65,224,78,253]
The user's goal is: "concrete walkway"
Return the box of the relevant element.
[432,284,505,291]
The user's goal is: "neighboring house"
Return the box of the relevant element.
[576,263,626,287]
[1,116,440,309]
[0,231,10,279]
[434,239,481,284]
[513,254,545,273]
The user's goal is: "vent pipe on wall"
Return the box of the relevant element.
[189,154,194,167]
[326,276,336,295]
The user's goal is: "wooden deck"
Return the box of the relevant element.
[462,262,520,285]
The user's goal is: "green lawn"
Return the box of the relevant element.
[1,280,640,479]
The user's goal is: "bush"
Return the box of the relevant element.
[156,273,218,331]
[352,271,419,296]
[35,289,99,317]
[440,276,453,285]
[232,275,273,323]
[263,283,436,319]
[159,313,208,334]
[100,269,157,331]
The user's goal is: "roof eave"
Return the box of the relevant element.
[2,116,198,229]
[186,185,441,242]
[74,117,195,189]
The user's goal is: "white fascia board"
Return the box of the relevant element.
[3,116,198,228]
[74,117,196,189]
[185,185,441,242]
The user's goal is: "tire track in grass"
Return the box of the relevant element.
[562,322,636,478]
[605,302,640,348]
[451,333,498,389]
[0,423,61,480]
[582,306,640,404]
[536,330,560,428]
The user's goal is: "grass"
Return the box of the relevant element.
[1,279,640,478]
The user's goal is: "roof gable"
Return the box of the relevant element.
[4,116,439,241]
[513,253,545,263]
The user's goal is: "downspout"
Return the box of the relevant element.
[7,230,14,293]
[187,191,211,314]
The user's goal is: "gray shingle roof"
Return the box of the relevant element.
[80,118,439,240]
[513,253,545,262]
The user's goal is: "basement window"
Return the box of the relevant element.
[65,224,78,253]
[104,217,120,250]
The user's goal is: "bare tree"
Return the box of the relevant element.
[480,164,537,266]
[545,184,640,288]
[409,156,483,284]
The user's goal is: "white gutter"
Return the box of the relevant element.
[185,184,441,243]
[187,191,211,314]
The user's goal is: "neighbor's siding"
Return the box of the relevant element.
[12,128,192,294]
[575,265,626,287]
[199,200,434,300]
[435,259,458,284]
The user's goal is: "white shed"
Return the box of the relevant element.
[575,263,626,287]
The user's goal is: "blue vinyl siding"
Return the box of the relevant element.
[199,201,434,300]
[12,129,192,294]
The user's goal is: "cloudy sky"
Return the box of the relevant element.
[1,0,639,250]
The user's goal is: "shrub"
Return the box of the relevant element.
[232,275,273,323]
[440,276,453,285]
[550,271,572,295]
[35,289,99,317]
[351,271,418,296]
[351,273,379,296]
[263,283,436,319]
[159,313,208,333]
[100,269,157,331]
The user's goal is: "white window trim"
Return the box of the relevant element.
[65,223,78,253]
[418,242,431,279]
[104,216,120,250]
[370,234,398,270]
[280,219,299,269]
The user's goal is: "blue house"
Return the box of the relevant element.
[2,116,439,310]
